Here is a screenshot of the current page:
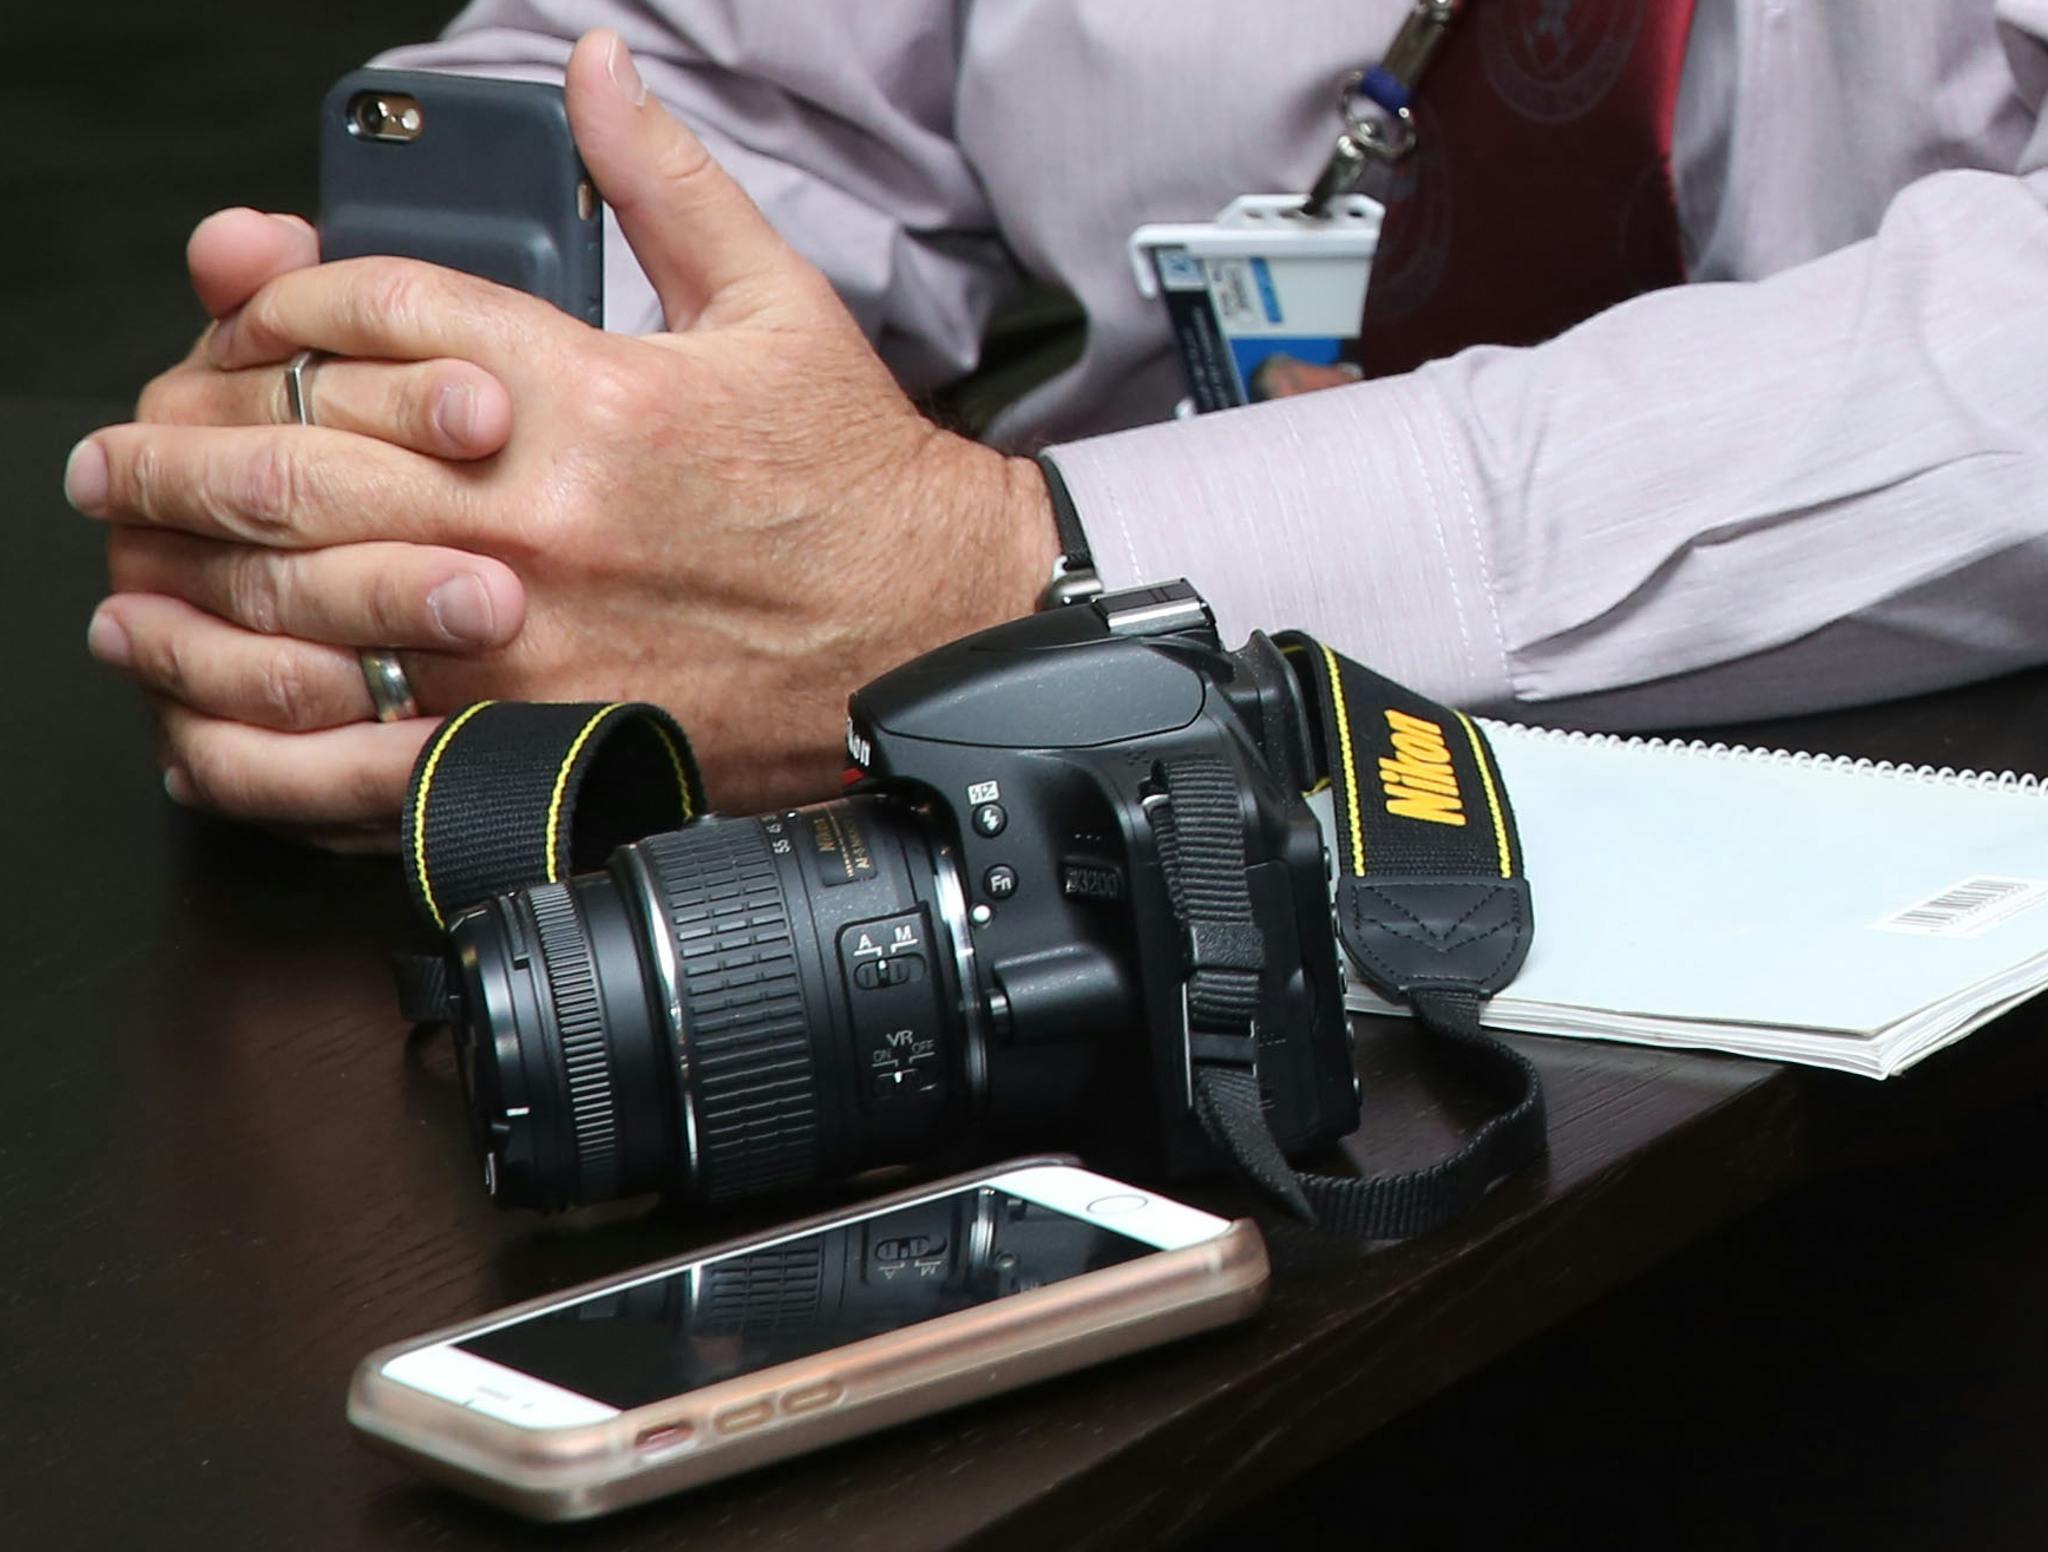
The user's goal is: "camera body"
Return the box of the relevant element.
[841,581,1358,1181]
[447,582,1359,1211]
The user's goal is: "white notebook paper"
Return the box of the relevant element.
[1336,723,2048,1078]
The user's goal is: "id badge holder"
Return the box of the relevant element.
[1130,194,1381,415]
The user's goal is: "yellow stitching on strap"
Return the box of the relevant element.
[1454,711,1513,878]
[1318,643,1366,874]
[647,719,696,820]
[412,700,497,930]
[545,704,626,882]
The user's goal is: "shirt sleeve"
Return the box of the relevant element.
[374,1,1014,390]
[1044,8,2048,731]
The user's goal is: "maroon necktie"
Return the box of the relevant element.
[1357,0,1699,378]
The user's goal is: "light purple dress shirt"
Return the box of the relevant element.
[379,1,2048,729]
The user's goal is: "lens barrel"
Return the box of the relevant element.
[449,799,980,1211]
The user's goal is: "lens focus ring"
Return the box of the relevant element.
[641,821,820,1201]
[528,881,621,1202]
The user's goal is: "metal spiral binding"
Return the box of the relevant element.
[1476,720,2046,796]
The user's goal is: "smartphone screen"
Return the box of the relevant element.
[381,1167,1229,1423]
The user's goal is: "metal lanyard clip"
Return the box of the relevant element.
[1301,0,1460,217]
[1379,0,1460,93]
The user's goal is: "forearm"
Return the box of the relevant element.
[1046,163,2048,727]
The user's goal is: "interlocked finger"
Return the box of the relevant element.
[139,353,512,459]
[92,593,377,731]
[105,529,525,651]
[156,699,433,827]
[71,421,481,548]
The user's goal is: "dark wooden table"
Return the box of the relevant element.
[7,397,2046,1550]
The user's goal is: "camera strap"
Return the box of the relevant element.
[1161,633,1543,1238]
[399,700,704,931]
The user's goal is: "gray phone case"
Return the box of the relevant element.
[318,68,603,324]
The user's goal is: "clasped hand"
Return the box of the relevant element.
[65,30,1053,847]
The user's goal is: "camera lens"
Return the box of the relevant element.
[448,798,985,1211]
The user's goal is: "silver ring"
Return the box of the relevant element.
[284,349,324,427]
[358,648,420,723]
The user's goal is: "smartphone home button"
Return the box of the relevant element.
[1086,1193,1149,1216]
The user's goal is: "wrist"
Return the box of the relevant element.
[899,431,1060,636]
[994,451,1063,615]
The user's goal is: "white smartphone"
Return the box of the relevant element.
[348,1158,1268,1521]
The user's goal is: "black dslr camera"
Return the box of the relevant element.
[446,582,1360,1211]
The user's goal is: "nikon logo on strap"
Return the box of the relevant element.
[1379,709,1466,827]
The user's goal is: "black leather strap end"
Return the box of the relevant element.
[1188,1030,1259,1070]
[1336,876,1533,1001]
[1186,920,1266,974]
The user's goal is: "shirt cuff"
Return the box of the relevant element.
[1037,375,1516,711]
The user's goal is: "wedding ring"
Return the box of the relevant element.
[284,349,324,427]
[358,649,420,723]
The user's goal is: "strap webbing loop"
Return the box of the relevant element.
[400,701,704,928]
[1165,632,1545,1237]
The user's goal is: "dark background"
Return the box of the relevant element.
[12,6,2048,1548]
[1,1,459,399]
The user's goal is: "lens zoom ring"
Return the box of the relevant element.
[644,823,818,1200]
[528,882,620,1196]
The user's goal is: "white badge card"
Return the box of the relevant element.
[1130,194,1382,414]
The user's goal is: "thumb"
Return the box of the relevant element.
[565,29,805,330]
[188,208,319,319]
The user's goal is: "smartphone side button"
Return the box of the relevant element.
[780,1380,844,1416]
[635,1421,696,1457]
[714,1400,776,1435]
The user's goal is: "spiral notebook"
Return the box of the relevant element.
[1334,723,2048,1078]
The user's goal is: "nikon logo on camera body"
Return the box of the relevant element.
[1378,709,1466,827]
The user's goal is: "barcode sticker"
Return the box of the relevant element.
[1871,876,2048,938]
